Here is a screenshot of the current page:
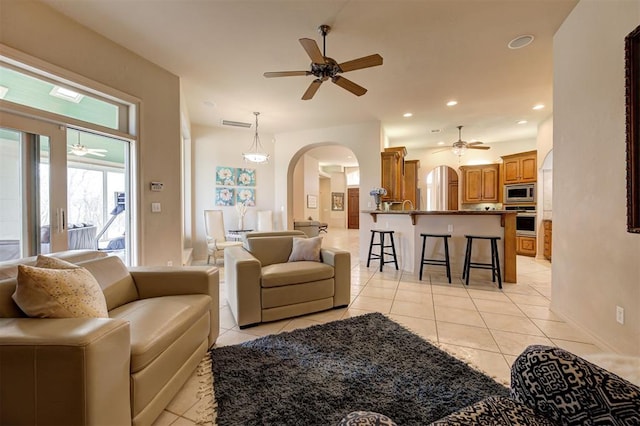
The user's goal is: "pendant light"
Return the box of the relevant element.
[242,112,269,164]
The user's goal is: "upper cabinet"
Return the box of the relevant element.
[381,147,407,202]
[403,159,420,208]
[502,150,537,184]
[459,164,500,203]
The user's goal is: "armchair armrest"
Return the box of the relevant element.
[511,345,640,425]
[321,247,351,307]
[0,317,131,425]
[224,245,262,328]
[129,266,219,345]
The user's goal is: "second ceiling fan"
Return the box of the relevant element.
[433,126,490,155]
[264,25,383,100]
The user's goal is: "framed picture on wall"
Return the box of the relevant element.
[216,166,236,186]
[307,194,317,209]
[331,192,344,211]
[215,187,235,206]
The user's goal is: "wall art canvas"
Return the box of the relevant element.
[216,166,236,186]
[236,188,256,206]
[216,187,235,206]
[236,168,256,186]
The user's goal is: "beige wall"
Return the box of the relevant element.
[553,0,640,355]
[192,124,276,261]
[1,0,182,266]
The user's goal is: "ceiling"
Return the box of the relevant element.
[40,0,577,167]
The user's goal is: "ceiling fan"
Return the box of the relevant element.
[263,24,383,100]
[433,125,490,156]
[68,143,107,157]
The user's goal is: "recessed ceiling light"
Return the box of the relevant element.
[0,85,8,99]
[437,141,445,146]
[403,112,413,118]
[517,120,528,125]
[446,100,458,107]
[532,104,545,110]
[49,86,83,103]
[508,34,535,49]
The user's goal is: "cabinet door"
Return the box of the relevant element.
[481,166,498,201]
[463,168,483,202]
[520,156,537,182]
[517,236,537,256]
[403,160,419,207]
[381,151,402,201]
[503,159,520,184]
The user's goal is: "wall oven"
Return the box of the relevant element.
[505,205,537,236]
[504,183,535,204]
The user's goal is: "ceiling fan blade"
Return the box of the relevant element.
[338,54,383,72]
[264,71,311,78]
[468,145,491,150]
[302,79,323,100]
[88,151,106,157]
[331,76,367,96]
[89,148,108,152]
[430,148,451,154]
[299,38,325,64]
[468,141,484,146]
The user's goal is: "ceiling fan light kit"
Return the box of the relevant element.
[68,132,108,158]
[242,112,269,164]
[264,24,383,100]
[430,125,491,157]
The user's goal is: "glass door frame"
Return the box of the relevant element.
[0,112,68,256]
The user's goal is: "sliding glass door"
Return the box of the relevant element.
[0,114,131,262]
[0,113,67,260]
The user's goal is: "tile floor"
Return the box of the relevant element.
[153,228,604,425]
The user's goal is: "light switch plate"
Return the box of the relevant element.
[151,202,161,213]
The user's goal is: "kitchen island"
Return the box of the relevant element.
[360,210,517,282]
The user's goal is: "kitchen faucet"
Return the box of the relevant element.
[402,199,414,211]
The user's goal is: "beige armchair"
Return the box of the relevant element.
[204,209,242,264]
[224,231,351,328]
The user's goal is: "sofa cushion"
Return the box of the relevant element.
[109,294,211,372]
[261,261,334,288]
[245,235,297,266]
[12,256,108,318]
[288,236,322,262]
[78,256,139,311]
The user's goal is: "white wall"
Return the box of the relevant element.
[192,124,275,260]
[1,0,182,266]
[553,0,640,355]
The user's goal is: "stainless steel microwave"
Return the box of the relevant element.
[504,183,535,203]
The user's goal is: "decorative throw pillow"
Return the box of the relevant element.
[12,255,109,318]
[288,236,322,262]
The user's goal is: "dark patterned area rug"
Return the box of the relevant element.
[210,313,509,425]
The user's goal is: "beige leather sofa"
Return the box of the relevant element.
[224,231,350,328]
[0,250,219,426]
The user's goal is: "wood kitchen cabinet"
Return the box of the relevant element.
[543,220,552,261]
[459,164,499,203]
[502,150,537,184]
[517,236,537,257]
[403,159,420,208]
[380,147,406,202]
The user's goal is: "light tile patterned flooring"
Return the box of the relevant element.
[153,228,603,425]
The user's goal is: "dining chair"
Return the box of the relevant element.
[204,209,242,264]
[257,210,274,232]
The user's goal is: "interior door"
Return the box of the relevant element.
[0,113,68,260]
[347,188,359,229]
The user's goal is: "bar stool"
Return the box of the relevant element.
[462,235,502,289]
[366,230,399,272]
[419,233,452,283]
